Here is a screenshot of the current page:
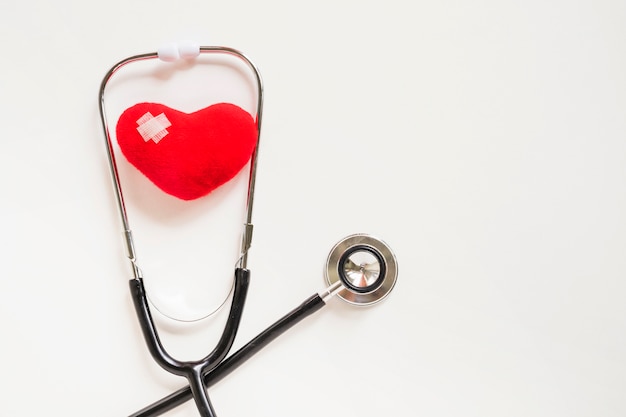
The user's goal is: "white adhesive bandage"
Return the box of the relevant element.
[136,112,172,144]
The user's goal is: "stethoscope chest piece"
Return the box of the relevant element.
[325,234,398,306]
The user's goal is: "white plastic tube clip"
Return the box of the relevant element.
[178,40,200,59]
[157,41,201,62]
[157,42,179,62]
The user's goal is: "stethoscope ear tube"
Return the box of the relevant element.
[99,46,264,280]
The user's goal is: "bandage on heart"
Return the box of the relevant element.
[116,102,257,201]
[136,112,172,144]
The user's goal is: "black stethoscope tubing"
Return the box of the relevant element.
[130,268,250,416]
[129,288,327,417]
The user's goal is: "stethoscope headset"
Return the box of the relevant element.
[99,43,398,417]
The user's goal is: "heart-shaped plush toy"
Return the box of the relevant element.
[116,102,257,200]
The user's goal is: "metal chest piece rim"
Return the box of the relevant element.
[324,233,398,306]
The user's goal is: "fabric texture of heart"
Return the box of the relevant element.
[116,102,257,200]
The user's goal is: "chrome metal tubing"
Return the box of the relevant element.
[98,46,264,276]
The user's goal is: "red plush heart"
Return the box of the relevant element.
[116,102,257,200]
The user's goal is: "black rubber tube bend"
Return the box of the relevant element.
[129,292,326,417]
[129,268,251,417]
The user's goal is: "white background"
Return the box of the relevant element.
[1,1,625,416]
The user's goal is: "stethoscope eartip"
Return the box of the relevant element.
[324,234,398,306]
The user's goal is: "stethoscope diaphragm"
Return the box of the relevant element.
[325,233,398,306]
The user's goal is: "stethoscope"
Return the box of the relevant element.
[99,43,398,417]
